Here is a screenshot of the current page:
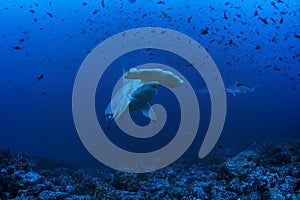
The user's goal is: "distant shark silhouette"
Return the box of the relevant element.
[199,82,259,97]
[225,83,259,97]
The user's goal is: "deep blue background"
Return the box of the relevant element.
[0,0,299,170]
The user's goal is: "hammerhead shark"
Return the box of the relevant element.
[105,68,184,130]
[199,82,259,97]
[105,81,160,130]
[225,82,259,97]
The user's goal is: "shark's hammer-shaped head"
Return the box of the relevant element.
[130,82,161,103]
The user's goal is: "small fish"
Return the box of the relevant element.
[265,65,272,69]
[46,12,53,18]
[92,9,99,14]
[42,90,47,95]
[255,44,261,50]
[101,0,105,8]
[201,28,209,35]
[254,10,258,16]
[81,29,86,34]
[29,9,35,13]
[82,2,87,6]
[270,17,276,23]
[279,17,283,24]
[12,45,21,50]
[161,11,171,18]
[274,67,281,71]
[19,38,25,42]
[187,17,192,23]
[157,1,165,4]
[38,74,44,81]
[294,34,300,39]
[271,2,278,9]
[224,12,228,20]
[259,17,268,25]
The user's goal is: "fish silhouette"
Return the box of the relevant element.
[225,82,259,97]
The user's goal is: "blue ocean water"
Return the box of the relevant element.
[0,0,299,172]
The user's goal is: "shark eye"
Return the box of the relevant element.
[151,85,157,89]
[106,114,113,121]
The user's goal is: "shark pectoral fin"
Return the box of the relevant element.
[227,91,236,97]
[225,89,236,97]
[251,85,259,92]
[141,103,157,122]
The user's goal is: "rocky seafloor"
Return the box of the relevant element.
[1,140,300,200]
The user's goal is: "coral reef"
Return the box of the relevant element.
[0,140,299,199]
